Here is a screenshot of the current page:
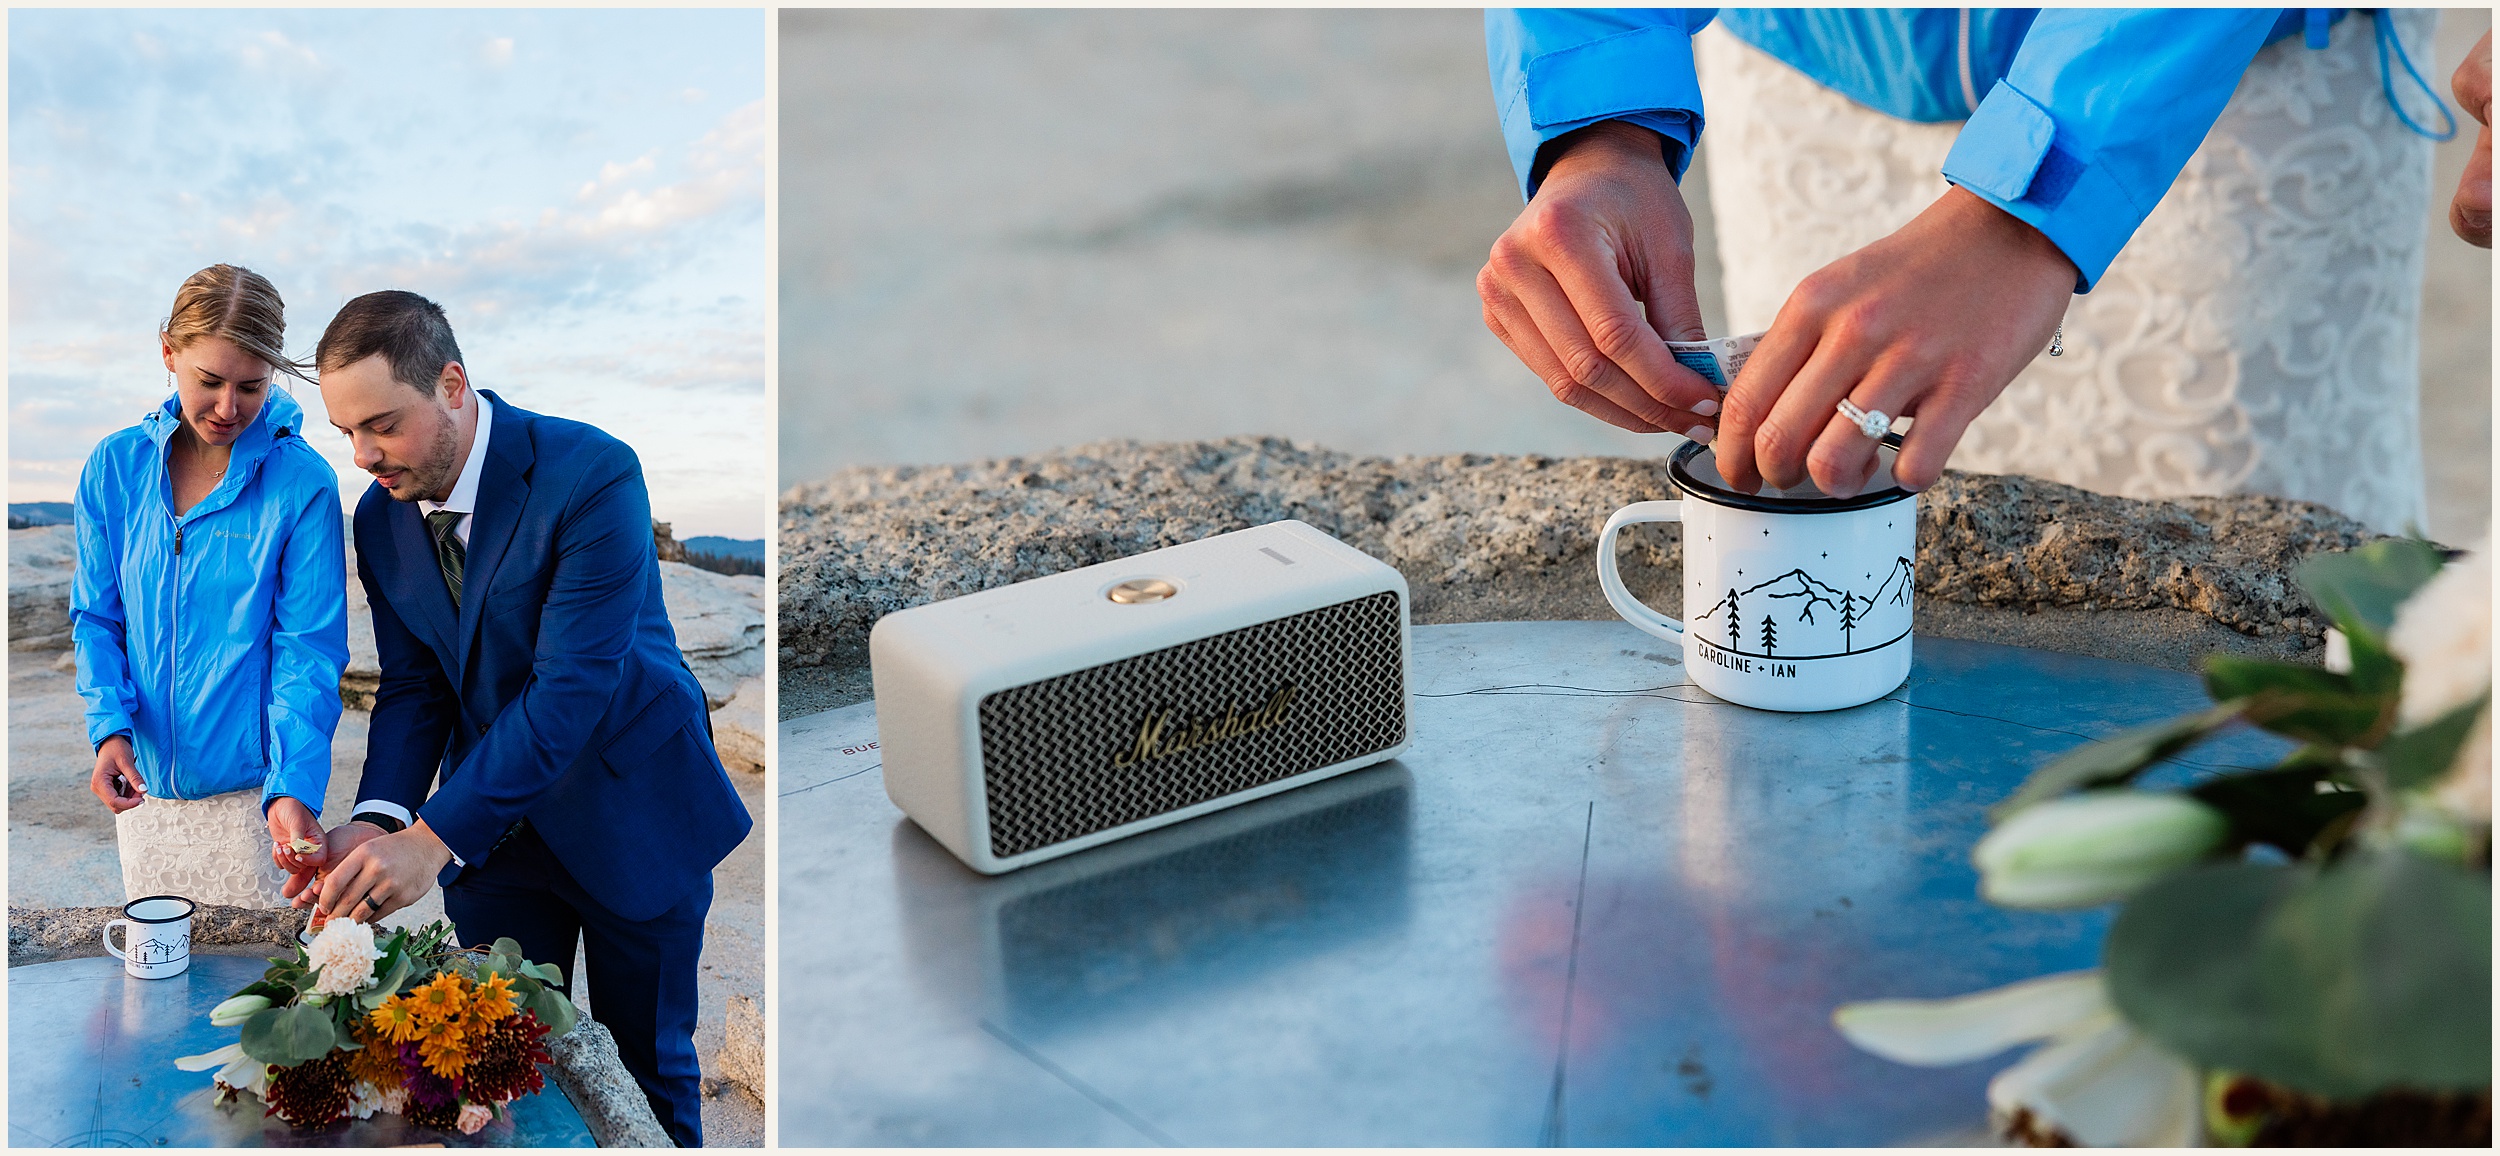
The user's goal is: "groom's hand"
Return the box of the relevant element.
[316,820,455,923]
[284,820,389,908]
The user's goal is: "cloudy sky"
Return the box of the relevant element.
[9,9,766,539]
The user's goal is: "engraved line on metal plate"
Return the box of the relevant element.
[1107,578,1178,604]
[1259,547,1295,566]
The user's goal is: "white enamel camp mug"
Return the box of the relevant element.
[103,894,195,979]
[1598,441,1916,712]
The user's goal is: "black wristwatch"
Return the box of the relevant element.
[349,811,407,835]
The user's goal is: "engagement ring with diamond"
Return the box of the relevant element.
[1835,398,1891,441]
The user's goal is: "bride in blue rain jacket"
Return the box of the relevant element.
[72,263,349,907]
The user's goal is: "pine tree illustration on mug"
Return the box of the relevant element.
[1694,558,1915,659]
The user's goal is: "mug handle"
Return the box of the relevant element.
[1598,501,1686,646]
[103,918,129,961]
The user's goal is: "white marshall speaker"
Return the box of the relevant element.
[870,519,1414,874]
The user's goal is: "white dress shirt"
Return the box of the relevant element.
[353,392,495,852]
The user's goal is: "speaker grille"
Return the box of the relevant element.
[978,590,1406,859]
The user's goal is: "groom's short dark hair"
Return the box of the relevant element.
[316,290,465,396]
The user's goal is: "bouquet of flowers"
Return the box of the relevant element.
[175,918,578,1134]
[1833,538,2491,1146]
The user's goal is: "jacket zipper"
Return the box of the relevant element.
[169,511,182,798]
[1957,8,1981,118]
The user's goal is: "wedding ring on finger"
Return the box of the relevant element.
[1835,397,1892,442]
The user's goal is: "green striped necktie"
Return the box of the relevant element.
[425,510,467,609]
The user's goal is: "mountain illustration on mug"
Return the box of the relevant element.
[132,935,189,965]
[1693,558,1914,659]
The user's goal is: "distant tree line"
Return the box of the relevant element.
[684,548,763,577]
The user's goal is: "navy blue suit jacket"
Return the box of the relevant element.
[353,392,751,922]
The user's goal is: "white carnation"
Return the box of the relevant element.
[2388,541,2492,824]
[306,917,382,997]
[2388,542,2492,726]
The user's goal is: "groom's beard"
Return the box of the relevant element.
[375,418,464,503]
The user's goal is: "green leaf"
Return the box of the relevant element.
[523,985,579,1038]
[2203,655,2356,701]
[239,1003,338,1067]
[2246,689,2394,750]
[2296,539,2446,640]
[2187,767,2367,857]
[522,960,564,986]
[2375,694,2491,791]
[357,954,414,1010]
[2105,851,2492,1098]
[1993,701,2248,820]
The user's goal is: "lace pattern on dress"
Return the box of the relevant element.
[115,790,291,908]
[1694,13,2434,534]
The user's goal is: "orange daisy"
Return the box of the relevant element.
[470,973,518,1024]
[406,973,470,1025]
[367,997,422,1045]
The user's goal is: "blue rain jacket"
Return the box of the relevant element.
[72,387,348,812]
[1487,9,2357,291]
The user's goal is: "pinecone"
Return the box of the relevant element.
[462,1014,552,1104]
[264,1053,352,1129]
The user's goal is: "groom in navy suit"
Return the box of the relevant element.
[297,290,750,1146]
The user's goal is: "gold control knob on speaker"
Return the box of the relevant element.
[1107,578,1177,604]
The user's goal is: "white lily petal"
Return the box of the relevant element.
[173,1042,243,1072]
[1980,865,2167,909]
[1834,970,2108,1066]
[1987,1017,2199,1147]
[214,1055,271,1098]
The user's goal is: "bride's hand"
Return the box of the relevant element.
[265,796,323,875]
[89,736,146,813]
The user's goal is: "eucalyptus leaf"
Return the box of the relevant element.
[2239,687,2391,748]
[2106,852,2492,1098]
[239,1002,337,1067]
[2374,694,2491,791]
[2187,767,2367,856]
[524,985,579,1037]
[523,960,565,986]
[1993,701,2247,820]
[357,955,410,1010]
[2295,539,2445,641]
[2203,656,2355,701]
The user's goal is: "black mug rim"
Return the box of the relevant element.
[122,894,196,924]
[1668,440,1916,515]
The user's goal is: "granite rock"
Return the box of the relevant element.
[9,903,306,966]
[711,677,767,774]
[546,1018,676,1148]
[7,525,77,651]
[1915,472,2380,640]
[779,437,2392,668]
[660,561,767,710]
[710,992,767,1107]
[342,528,380,709]
[778,436,1683,666]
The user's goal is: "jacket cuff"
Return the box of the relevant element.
[1941,83,2142,292]
[415,795,494,869]
[1506,25,1706,199]
[87,715,133,752]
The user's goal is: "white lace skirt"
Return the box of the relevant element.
[114,790,292,908]
[1695,12,2435,534]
